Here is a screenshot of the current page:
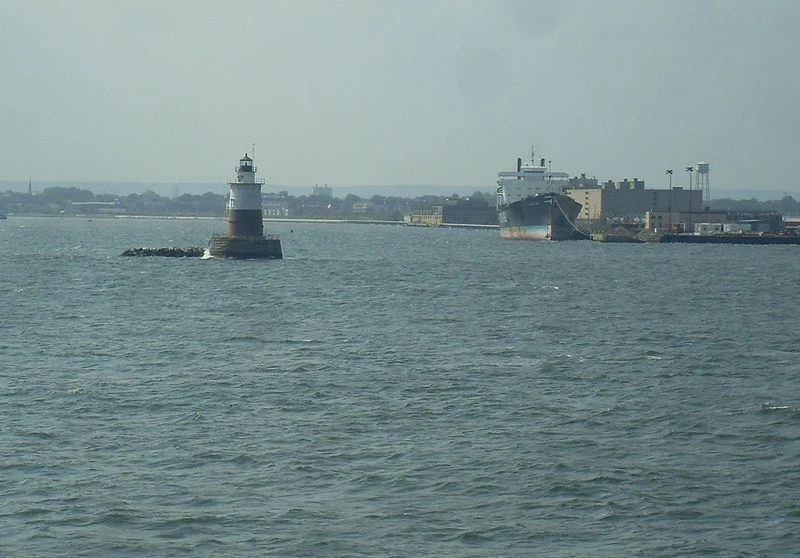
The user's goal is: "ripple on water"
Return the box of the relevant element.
[2,219,799,556]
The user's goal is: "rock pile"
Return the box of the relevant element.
[121,247,204,257]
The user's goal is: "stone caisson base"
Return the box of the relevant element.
[207,234,283,259]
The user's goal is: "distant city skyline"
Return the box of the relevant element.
[1,1,798,195]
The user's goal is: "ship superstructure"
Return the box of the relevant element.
[497,150,570,207]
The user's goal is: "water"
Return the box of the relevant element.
[2,216,799,556]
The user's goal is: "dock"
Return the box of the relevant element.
[655,233,800,245]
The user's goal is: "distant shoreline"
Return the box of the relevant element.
[1,214,496,229]
[1,180,796,202]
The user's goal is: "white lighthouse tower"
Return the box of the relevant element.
[227,154,265,238]
[208,153,282,259]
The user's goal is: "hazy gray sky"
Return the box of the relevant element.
[1,0,798,194]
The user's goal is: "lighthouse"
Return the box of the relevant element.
[227,154,264,237]
[207,153,282,259]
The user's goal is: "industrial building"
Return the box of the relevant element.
[567,179,704,221]
[404,205,443,226]
[567,162,713,223]
[404,197,498,226]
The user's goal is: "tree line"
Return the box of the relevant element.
[0,186,495,219]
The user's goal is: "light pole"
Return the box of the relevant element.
[686,166,694,233]
[666,169,673,233]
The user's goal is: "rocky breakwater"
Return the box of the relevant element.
[121,247,204,257]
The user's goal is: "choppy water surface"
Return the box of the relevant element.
[2,216,799,556]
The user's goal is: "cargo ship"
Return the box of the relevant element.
[496,150,584,240]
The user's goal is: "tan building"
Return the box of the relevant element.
[404,205,443,226]
[567,180,704,221]
[263,194,290,217]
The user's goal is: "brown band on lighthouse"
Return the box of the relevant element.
[228,208,264,237]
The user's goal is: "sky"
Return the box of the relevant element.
[1,0,798,197]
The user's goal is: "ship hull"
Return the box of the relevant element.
[498,193,583,240]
